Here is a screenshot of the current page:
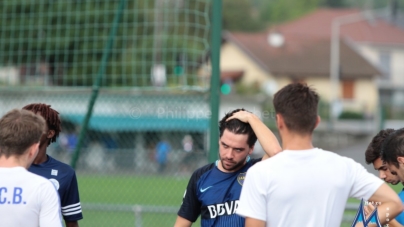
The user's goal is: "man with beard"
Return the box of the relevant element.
[174,108,282,227]
[365,129,404,226]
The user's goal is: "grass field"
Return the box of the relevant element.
[77,174,403,227]
[77,173,201,227]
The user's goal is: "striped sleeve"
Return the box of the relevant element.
[62,202,82,216]
[61,172,83,221]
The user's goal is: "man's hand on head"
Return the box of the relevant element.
[226,111,254,124]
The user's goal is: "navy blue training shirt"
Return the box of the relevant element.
[29,155,83,222]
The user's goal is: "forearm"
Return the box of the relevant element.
[367,183,404,226]
[365,219,403,227]
[247,114,281,159]
[375,202,403,225]
[357,219,403,227]
[174,216,192,227]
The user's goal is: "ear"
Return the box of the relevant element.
[397,157,404,165]
[314,115,321,129]
[47,130,55,139]
[276,114,284,130]
[248,145,254,155]
[27,142,40,160]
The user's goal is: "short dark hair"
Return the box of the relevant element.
[273,82,319,134]
[23,103,61,145]
[381,128,404,167]
[365,128,395,164]
[219,108,257,147]
[0,109,46,158]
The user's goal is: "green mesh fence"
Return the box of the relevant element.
[0,0,211,89]
[0,1,213,226]
[0,90,210,226]
[0,1,369,226]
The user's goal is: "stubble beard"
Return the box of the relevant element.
[220,156,247,172]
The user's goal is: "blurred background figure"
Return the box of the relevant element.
[182,135,193,153]
[180,135,194,174]
[155,140,171,173]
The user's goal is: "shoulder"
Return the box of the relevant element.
[48,156,76,175]
[26,171,57,189]
[321,151,363,167]
[298,149,365,170]
[190,163,215,179]
[193,162,215,175]
[26,171,49,181]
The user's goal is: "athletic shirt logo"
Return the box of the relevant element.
[237,172,246,186]
[49,178,60,190]
[204,200,239,219]
[351,199,382,227]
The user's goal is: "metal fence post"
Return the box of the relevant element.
[133,205,143,227]
[70,0,127,169]
[208,0,222,163]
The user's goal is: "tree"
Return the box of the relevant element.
[222,0,264,31]
[259,0,321,25]
[0,0,211,87]
[322,0,347,8]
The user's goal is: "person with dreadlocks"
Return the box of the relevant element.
[23,103,83,227]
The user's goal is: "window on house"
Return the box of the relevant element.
[342,80,354,99]
[379,51,391,79]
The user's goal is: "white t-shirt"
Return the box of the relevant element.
[236,148,383,227]
[0,167,63,227]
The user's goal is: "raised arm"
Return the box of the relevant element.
[227,111,281,160]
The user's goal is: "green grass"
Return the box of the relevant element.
[77,174,195,227]
[79,174,188,205]
[77,173,403,227]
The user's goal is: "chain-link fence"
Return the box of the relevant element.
[0,0,214,226]
[0,89,365,227]
[0,0,211,89]
[1,1,390,226]
[0,89,211,226]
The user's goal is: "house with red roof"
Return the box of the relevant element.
[206,8,404,117]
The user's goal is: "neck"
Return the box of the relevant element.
[281,131,314,151]
[0,156,28,169]
[32,143,48,165]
